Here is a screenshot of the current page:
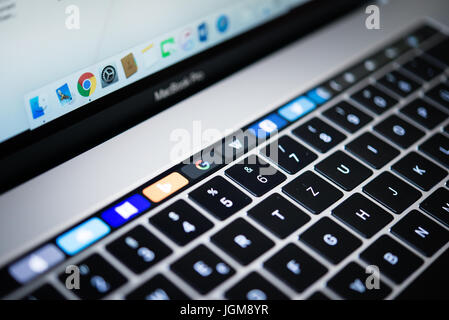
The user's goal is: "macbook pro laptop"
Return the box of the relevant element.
[1,0,448,300]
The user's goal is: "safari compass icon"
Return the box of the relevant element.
[100,64,119,88]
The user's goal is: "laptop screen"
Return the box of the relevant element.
[0,0,361,193]
[1,0,308,144]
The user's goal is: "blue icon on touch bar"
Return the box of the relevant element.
[101,194,151,228]
[248,113,288,138]
[278,96,316,122]
[56,217,110,256]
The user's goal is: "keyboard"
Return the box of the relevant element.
[2,22,449,300]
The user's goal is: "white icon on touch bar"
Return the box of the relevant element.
[75,229,94,244]
[259,119,277,133]
[28,255,49,273]
[156,183,172,194]
[115,201,138,219]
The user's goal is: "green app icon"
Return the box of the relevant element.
[161,37,175,58]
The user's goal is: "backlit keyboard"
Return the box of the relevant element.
[2,23,449,300]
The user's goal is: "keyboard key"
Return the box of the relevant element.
[315,151,373,191]
[292,118,346,153]
[403,57,443,81]
[106,225,172,274]
[378,71,420,97]
[59,254,127,299]
[323,101,373,133]
[391,210,449,257]
[352,85,397,114]
[332,193,393,239]
[282,171,343,215]
[363,172,421,214]
[189,176,252,220]
[374,115,424,149]
[248,193,310,239]
[211,218,274,266]
[396,247,449,300]
[23,284,65,300]
[400,99,446,129]
[125,274,189,300]
[327,262,391,300]
[262,135,317,175]
[171,245,235,294]
[392,152,447,191]
[346,132,400,169]
[426,83,449,111]
[419,133,449,168]
[360,235,423,284]
[420,188,449,227]
[225,155,286,197]
[426,37,449,66]
[225,272,288,300]
[299,217,362,264]
[149,200,214,246]
[264,243,327,293]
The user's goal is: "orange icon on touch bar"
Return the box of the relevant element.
[142,172,188,203]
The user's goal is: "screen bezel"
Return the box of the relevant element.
[0,0,363,193]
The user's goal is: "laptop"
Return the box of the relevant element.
[1,0,448,300]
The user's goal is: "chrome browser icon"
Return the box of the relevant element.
[77,72,97,97]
